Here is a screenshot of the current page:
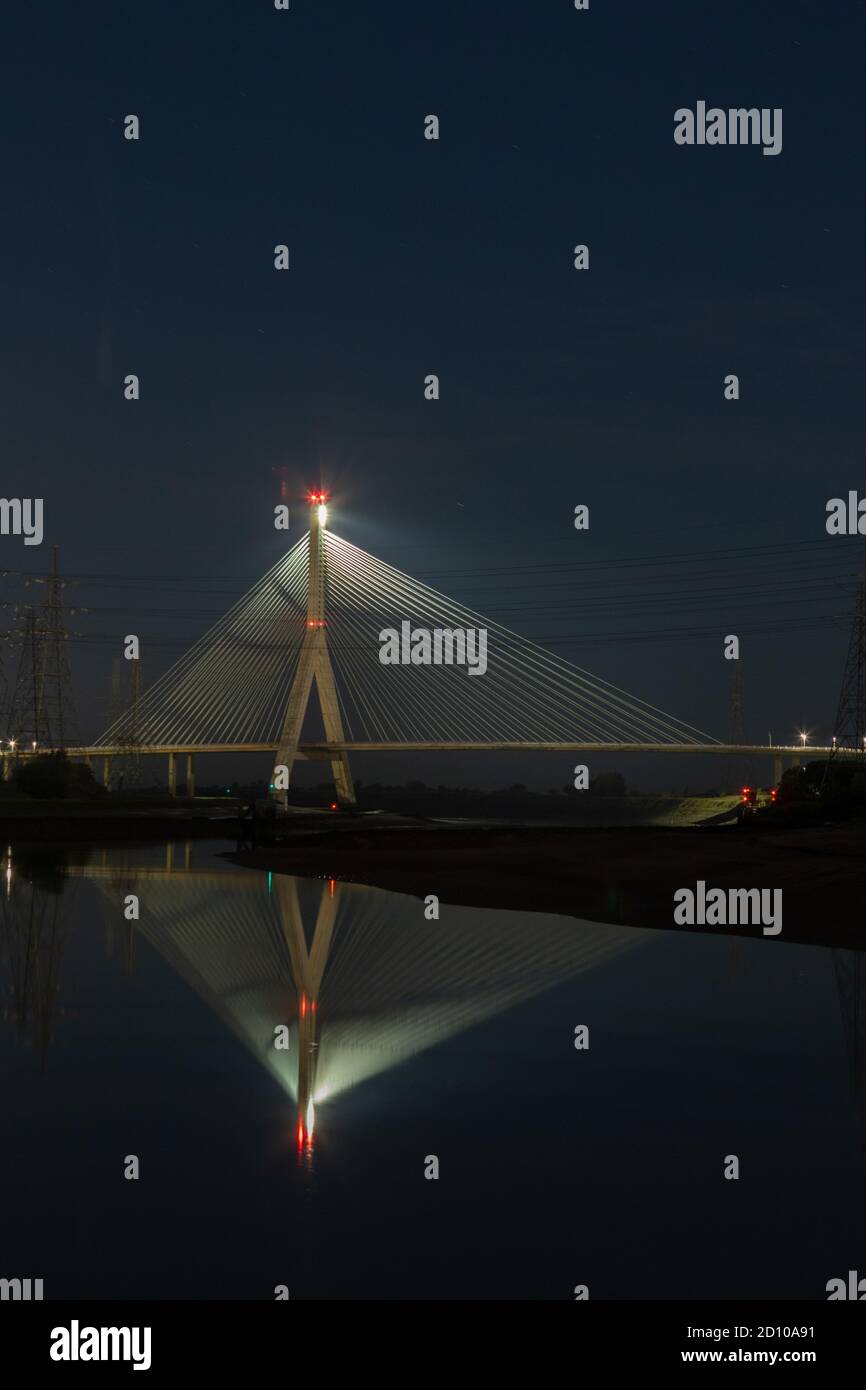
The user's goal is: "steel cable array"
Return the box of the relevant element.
[94,529,720,747]
[323,532,719,746]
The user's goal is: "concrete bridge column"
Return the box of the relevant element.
[185,753,195,797]
[773,755,783,785]
[1,754,10,783]
[167,752,177,797]
[102,756,111,788]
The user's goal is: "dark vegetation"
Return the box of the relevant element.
[8,752,104,800]
[751,759,866,826]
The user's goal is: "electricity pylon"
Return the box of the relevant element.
[0,574,10,735]
[274,494,355,805]
[107,656,143,789]
[727,661,748,790]
[6,548,78,752]
[6,606,47,749]
[832,579,866,757]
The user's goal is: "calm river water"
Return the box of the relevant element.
[1,840,864,1300]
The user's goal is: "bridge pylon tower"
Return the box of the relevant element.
[274,494,356,806]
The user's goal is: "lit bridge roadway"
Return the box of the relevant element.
[52,741,855,758]
[2,742,846,797]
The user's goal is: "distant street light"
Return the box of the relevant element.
[799,731,808,747]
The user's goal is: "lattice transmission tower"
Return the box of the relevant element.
[727,661,751,791]
[0,572,11,737]
[831,579,866,757]
[107,655,143,788]
[6,548,79,751]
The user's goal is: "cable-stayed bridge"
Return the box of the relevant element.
[6,500,853,800]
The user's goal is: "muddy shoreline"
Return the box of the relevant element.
[226,823,866,951]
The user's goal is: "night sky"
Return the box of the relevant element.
[2,0,865,789]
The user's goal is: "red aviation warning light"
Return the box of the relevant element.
[307,490,329,504]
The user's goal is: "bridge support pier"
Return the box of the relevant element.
[102,756,111,789]
[773,755,783,785]
[185,753,195,797]
[167,752,177,797]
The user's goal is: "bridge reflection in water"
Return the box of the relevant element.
[52,848,647,1158]
[5,844,866,1168]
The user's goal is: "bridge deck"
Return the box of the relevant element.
[3,742,851,758]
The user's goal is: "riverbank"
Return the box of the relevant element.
[0,791,738,841]
[227,821,866,950]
